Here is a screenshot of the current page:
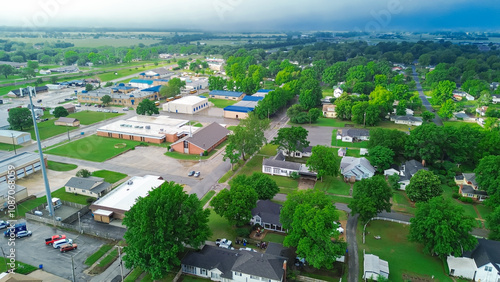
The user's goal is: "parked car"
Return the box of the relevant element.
[16,231,32,238]
[194,171,201,177]
[60,243,78,253]
[0,221,10,229]
[45,234,66,245]
[111,110,118,113]
[36,99,42,103]
[188,171,195,176]
[240,247,257,252]
[53,238,73,249]
[122,108,128,111]
[215,238,233,249]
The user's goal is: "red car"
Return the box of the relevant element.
[60,243,78,253]
[45,235,66,245]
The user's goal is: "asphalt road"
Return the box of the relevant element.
[412,66,443,126]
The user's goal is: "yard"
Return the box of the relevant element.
[200,191,216,208]
[51,187,93,205]
[309,117,348,127]
[391,191,416,215]
[235,155,298,190]
[47,160,78,171]
[207,209,237,241]
[358,220,453,281]
[314,176,351,196]
[25,119,79,141]
[0,143,21,152]
[443,121,482,129]
[45,135,144,162]
[208,98,238,108]
[91,170,128,183]
[67,111,124,125]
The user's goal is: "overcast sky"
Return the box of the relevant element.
[1,0,499,31]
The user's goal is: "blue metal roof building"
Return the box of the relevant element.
[241,96,264,102]
[209,90,245,99]
[129,79,154,85]
[223,105,255,113]
[141,85,162,92]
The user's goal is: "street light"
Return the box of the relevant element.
[116,246,124,282]
[78,212,82,234]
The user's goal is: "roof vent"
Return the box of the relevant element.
[127,180,133,185]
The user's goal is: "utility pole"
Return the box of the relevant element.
[28,87,55,219]
[117,246,124,282]
[363,112,366,127]
[71,255,76,282]
[67,127,70,141]
[10,134,17,155]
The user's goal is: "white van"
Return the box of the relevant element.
[53,238,73,249]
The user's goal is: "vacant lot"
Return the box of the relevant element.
[92,170,128,183]
[67,111,123,125]
[208,98,238,108]
[45,135,144,162]
[358,220,452,281]
[25,120,78,141]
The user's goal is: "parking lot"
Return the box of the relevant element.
[0,220,108,281]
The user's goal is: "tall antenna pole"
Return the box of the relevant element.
[28,87,55,218]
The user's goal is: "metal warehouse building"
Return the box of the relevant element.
[223,95,264,119]
[0,152,47,184]
[0,130,31,145]
[162,96,209,114]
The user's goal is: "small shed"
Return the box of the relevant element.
[62,104,76,113]
[54,117,80,127]
[363,254,389,281]
[93,209,114,223]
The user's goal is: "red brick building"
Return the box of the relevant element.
[171,122,229,155]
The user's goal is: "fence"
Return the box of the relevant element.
[363,217,410,243]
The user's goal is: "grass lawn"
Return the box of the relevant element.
[25,120,78,141]
[0,143,22,152]
[124,267,143,282]
[315,118,348,127]
[345,149,361,158]
[264,232,285,244]
[208,98,238,108]
[455,201,479,219]
[322,87,334,98]
[315,176,351,196]
[52,187,93,205]
[327,195,352,205]
[92,170,128,183]
[98,248,118,267]
[476,204,493,220]
[67,111,124,125]
[200,191,216,208]
[13,197,49,218]
[258,144,278,156]
[359,220,453,281]
[235,155,298,190]
[47,160,78,171]
[207,209,237,241]
[375,120,414,131]
[0,260,38,275]
[85,244,114,266]
[332,139,369,149]
[218,162,241,184]
[45,135,144,162]
[392,191,416,215]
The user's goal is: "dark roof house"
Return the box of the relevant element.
[171,122,230,154]
[399,160,428,182]
[64,176,112,197]
[463,238,500,272]
[251,200,282,227]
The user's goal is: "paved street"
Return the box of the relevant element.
[412,66,443,126]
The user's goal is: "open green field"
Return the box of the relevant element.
[358,220,453,281]
[0,37,161,48]
[309,118,348,127]
[25,120,78,141]
[47,160,78,171]
[315,176,351,196]
[45,135,144,162]
[92,170,128,183]
[67,111,123,125]
[208,98,238,108]
[207,209,237,241]
[0,143,21,152]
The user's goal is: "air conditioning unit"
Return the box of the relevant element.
[127,181,133,185]
[145,126,151,130]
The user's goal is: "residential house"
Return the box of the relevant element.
[171,122,229,155]
[363,254,389,281]
[322,104,337,118]
[492,95,500,104]
[64,176,112,198]
[281,145,312,158]
[393,108,414,116]
[333,88,343,98]
[447,238,500,282]
[454,112,476,122]
[397,160,428,190]
[390,115,423,126]
[340,157,376,182]
[465,94,475,101]
[338,148,346,157]
[250,200,285,232]
[262,151,316,179]
[455,173,488,201]
[476,106,488,117]
[337,129,370,143]
[490,82,499,91]
[54,117,80,127]
[62,104,76,113]
[181,245,286,282]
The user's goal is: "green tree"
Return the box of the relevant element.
[388,173,401,190]
[85,84,94,92]
[299,78,322,110]
[27,60,39,70]
[123,181,211,279]
[308,108,322,124]
[64,50,79,65]
[280,190,346,269]
[160,78,186,98]
[404,123,444,164]
[287,104,309,124]
[34,78,43,87]
[405,170,442,202]
[210,181,258,226]
[76,169,91,178]
[53,106,69,118]
[177,59,188,69]
[306,146,339,181]
[101,95,111,106]
[227,113,269,161]
[474,155,500,206]
[409,197,477,257]
[368,128,407,156]
[422,111,435,123]
[208,76,227,91]
[438,99,455,120]
[136,99,159,116]
[222,142,241,171]
[432,80,456,105]
[349,176,392,222]
[368,146,395,173]
[487,206,500,240]
[7,108,32,130]
[369,86,395,114]
[20,67,35,80]
[231,173,279,200]
[271,126,309,157]
[0,64,15,79]
[477,92,492,106]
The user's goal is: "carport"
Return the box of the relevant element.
[93,209,113,223]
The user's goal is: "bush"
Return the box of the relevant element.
[104,82,113,87]
[460,197,474,204]
[452,193,460,199]
[448,181,458,188]
[290,171,300,180]
[76,169,91,178]
[236,228,251,238]
[203,150,208,156]
[252,223,261,231]
[438,175,448,184]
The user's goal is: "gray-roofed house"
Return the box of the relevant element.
[65,176,112,198]
[181,245,286,282]
[337,129,370,143]
[250,200,285,233]
[171,122,230,155]
[397,160,428,190]
[455,172,488,201]
[282,145,312,158]
[262,151,316,180]
[363,254,389,281]
[390,115,423,126]
[454,112,476,122]
[340,157,375,182]
[492,94,500,104]
[447,239,500,282]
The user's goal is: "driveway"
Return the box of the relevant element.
[0,220,107,281]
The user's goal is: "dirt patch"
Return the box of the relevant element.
[298,179,315,190]
[114,143,126,149]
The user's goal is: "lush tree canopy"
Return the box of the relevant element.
[136,99,159,116]
[210,180,258,226]
[349,176,392,222]
[53,106,69,118]
[475,155,500,206]
[8,107,33,131]
[271,126,309,157]
[226,113,269,161]
[306,146,340,181]
[368,146,395,173]
[406,170,442,202]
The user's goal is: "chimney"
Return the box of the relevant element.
[421,159,426,167]
[282,260,287,282]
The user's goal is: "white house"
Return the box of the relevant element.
[363,254,389,281]
[181,245,286,282]
[390,115,423,126]
[333,87,344,98]
[281,146,312,158]
[340,157,375,181]
[465,93,475,101]
[447,239,500,282]
[262,151,315,179]
[337,129,370,143]
[492,95,500,104]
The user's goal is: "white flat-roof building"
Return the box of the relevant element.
[0,130,31,145]
[90,175,165,223]
[162,96,209,114]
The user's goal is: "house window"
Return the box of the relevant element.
[264,167,271,173]
[234,272,242,276]
[273,168,280,174]
[183,265,196,274]
[200,269,207,275]
[250,275,260,280]
[211,273,219,279]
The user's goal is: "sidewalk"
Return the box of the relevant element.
[90,257,132,282]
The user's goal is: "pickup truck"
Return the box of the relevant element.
[45,235,66,245]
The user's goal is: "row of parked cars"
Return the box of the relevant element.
[45,234,78,252]
[188,171,201,177]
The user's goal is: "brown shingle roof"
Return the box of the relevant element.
[56,117,79,123]
[185,122,230,150]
